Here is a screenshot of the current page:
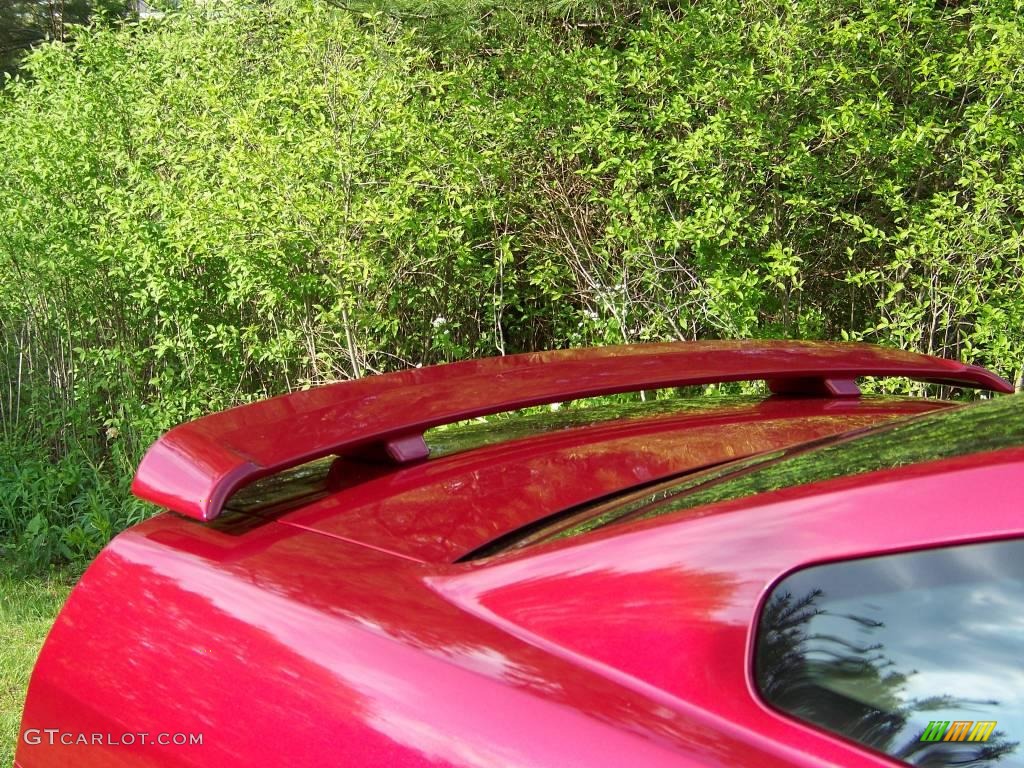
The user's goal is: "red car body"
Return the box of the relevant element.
[15,341,1021,768]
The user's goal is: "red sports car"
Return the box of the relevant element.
[16,341,1024,768]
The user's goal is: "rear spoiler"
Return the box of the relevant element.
[132,340,1012,521]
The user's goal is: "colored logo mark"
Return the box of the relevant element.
[920,721,998,743]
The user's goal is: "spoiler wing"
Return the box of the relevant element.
[132,340,1012,521]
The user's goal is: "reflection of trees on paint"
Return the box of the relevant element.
[757,589,1019,767]
[544,394,1024,539]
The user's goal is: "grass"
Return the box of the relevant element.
[0,562,75,767]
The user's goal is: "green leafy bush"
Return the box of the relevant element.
[0,0,1021,568]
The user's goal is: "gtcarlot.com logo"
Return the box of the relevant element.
[23,730,203,746]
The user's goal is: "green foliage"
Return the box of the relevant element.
[529,0,1024,359]
[0,0,136,76]
[0,0,1022,569]
[0,563,74,767]
[0,430,149,568]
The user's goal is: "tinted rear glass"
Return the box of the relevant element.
[756,538,1024,767]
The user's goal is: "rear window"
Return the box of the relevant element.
[755,539,1023,767]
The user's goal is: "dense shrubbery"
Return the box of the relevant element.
[1,0,1022,568]
[0,0,136,76]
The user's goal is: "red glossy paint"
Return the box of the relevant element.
[277,396,946,562]
[18,451,1024,768]
[16,343,1020,768]
[131,341,1012,521]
